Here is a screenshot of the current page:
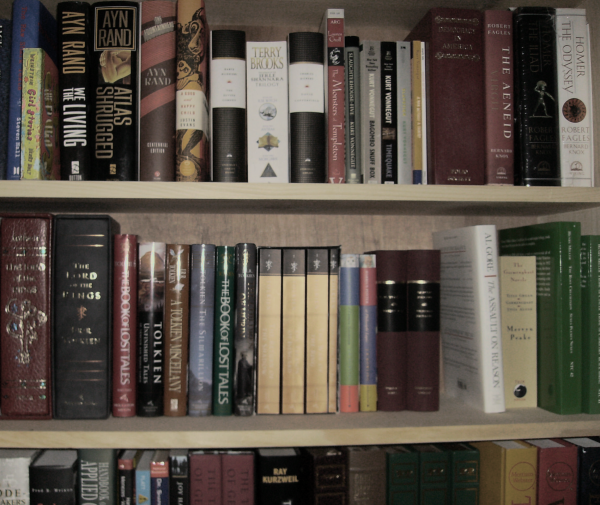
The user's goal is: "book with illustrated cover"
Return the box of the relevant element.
[344,36,361,183]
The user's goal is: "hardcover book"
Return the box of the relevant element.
[257,448,303,505]
[410,40,426,184]
[189,451,222,504]
[222,451,255,505]
[564,437,600,503]
[135,451,153,505]
[385,446,418,504]
[396,41,412,185]
[58,1,93,181]
[436,443,480,505]
[0,19,11,178]
[53,215,115,419]
[406,8,485,185]
[432,225,505,413]
[211,30,247,182]
[118,449,142,505]
[499,221,582,414]
[360,40,380,184]
[30,450,77,505]
[0,215,53,419]
[93,1,139,181]
[381,41,397,184]
[176,0,210,181]
[328,247,340,413]
[359,253,377,411]
[151,450,170,505]
[139,0,177,181]
[0,449,39,505]
[169,450,189,505]
[302,447,347,504]
[411,444,450,505]
[78,449,118,505]
[346,446,386,505]
[344,36,361,183]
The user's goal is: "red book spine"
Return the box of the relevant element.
[406,249,440,411]
[190,452,222,505]
[483,10,514,185]
[222,452,255,505]
[536,439,577,505]
[112,234,138,417]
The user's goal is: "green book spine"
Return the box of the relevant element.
[386,447,418,505]
[436,443,479,505]
[499,222,582,414]
[413,445,449,505]
[213,246,236,416]
[78,449,118,505]
[581,236,600,414]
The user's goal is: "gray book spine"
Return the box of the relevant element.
[360,41,381,184]
[345,37,361,183]
[396,41,412,184]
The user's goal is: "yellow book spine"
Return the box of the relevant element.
[21,49,43,180]
[504,443,537,505]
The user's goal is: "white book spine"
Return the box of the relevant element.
[396,41,412,184]
[0,454,35,504]
[360,41,381,184]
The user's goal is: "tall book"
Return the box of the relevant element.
[320,9,345,184]
[164,244,190,416]
[346,446,386,505]
[499,221,582,415]
[288,32,326,183]
[328,247,340,413]
[57,1,93,181]
[344,36,361,183]
[564,437,600,503]
[359,253,377,411]
[139,0,177,181]
[385,446,418,504]
[118,449,142,505]
[20,48,60,180]
[175,0,210,181]
[256,448,303,505]
[112,234,138,417]
[281,248,306,414]
[29,450,78,505]
[246,41,289,183]
[213,245,236,416]
[411,444,450,505]
[359,40,380,184]
[0,449,39,504]
[556,9,593,187]
[381,41,397,184]
[233,243,257,416]
[396,41,412,185]
[188,244,216,416]
[211,30,247,182]
[513,7,560,186]
[169,450,189,505]
[137,242,166,417]
[406,8,485,185]
[189,451,222,504]
[406,249,441,412]
[151,450,169,505]
[410,41,426,185]
[135,451,153,505]
[302,447,347,504]
[0,19,11,178]
[256,248,282,414]
[53,216,115,419]
[6,0,57,180]
[499,256,537,409]
[93,1,139,180]
[339,253,359,413]
[0,215,53,419]
[78,449,118,505]
[432,225,505,413]
[435,443,480,505]
[483,10,514,185]
[222,451,255,505]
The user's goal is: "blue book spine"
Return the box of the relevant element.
[151,476,169,505]
[7,0,57,180]
[188,244,216,416]
[0,19,11,178]
[136,456,151,505]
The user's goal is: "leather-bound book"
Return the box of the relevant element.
[0,214,53,419]
[222,451,255,504]
[189,451,222,504]
[302,447,347,504]
[411,444,450,504]
[405,8,485,185]
[406,249,440,412]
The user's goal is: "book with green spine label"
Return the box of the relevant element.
[499,221,582,414]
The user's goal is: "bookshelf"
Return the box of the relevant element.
[0,0,600,449]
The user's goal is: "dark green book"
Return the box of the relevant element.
[435,443,479,505]
[213,246,236,416]
[581,235,600,414]
[499,222,582,414]
[410,444,449,505]
[78,449,118,505]
[385,446,418,505]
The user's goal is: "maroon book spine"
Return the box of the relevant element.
[536,439,577,505]
[112,234,138,417]
[405,8,485,185]
[0,214,53,419]
[222,452,255,505]
[483,10,514,185]
[190,452,222,505]
[406,249,440,411]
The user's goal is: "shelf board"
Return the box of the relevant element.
[1,397,599,448]
[0,181,598,215]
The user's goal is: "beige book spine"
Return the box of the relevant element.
[328,251,340,413]
[505,442,537,505]
[472,441,506,505]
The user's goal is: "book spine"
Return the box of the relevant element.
[483,10,515,185]
[281,248,306,414]
[418,449,450,504]
[339,254,359,413]
[233,243,257,416]
[289,32,326,183]
[360,41,381,184]
[396,41,412,185]
[514,7,560,186]
[344,36,361,183]
[93,1,139,181]
[359,254,377,411]
[58,1,93,181]
[386,449,418,503]
[381,41,397,184]
[175,0,210,181]
[411,41,424,184]
[448,445,480,505]
[139,0,176,181]
[213,246,236,416]
[78,449,118,505]
[323,9,345,184]
[137,242,166,417]
[536,443,577,504]
[257,450,303,504]
[118,458,136,505]
[188,244,216,416]
[222,453,255,505]
[169,452,189,505]
[246,41,289,183]
[576,445,600,502]
[347,448,386,505]
[304,448,347,504]
[54,216,113,419]
[256,248,282,414]
[189,453,222,504]
[505,445,537,504]
[164,244,190,416]
[328,247,340,413]
[135,458,151,505]
[0,455,33,501]
[30,464,77,505]
[0,19,11,178]
[211,30,247,182]
[305,249,329,413]
[112,234,138,417]
[556,9,593,187]
[151,455,169,505]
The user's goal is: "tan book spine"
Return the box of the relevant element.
[281,249,306,414]
[328,249,340,413]
[471,441,506,505]
[411,41,424,184]
[505,442,537,505]
[164,244,191,416]
[500,256,537,408]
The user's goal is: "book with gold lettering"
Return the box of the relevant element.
[257,448,303,505]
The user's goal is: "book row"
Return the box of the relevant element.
[4,437,600,505]
[0,3,593,186]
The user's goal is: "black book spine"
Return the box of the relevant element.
[513,7,560,186]
[344,36,361,184]
[118,468,134,505]
[169,452,190,505]
[381,41,397,184]
[0,19,12,179]
[289,32,326,183]
[53,215,115,419]
[92,1,139,180]
[58,1,93,180]
[30,463,78,505]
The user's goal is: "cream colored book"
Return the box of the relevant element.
[328,248,340,413]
